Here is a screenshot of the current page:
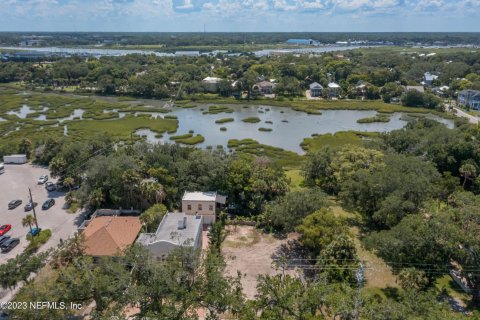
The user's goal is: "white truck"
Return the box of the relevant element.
[3,154,27,164]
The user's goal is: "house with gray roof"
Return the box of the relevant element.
[423,72,439,87]
[309,82,323,97]
[137,212,203,259]
[458,90,480,110]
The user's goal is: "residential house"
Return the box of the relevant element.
[253,81,275,95]
[182,191,226,225]
[423,72,439,87]
[432,86,450,97]
[405,86,425,93]
[137,212,203,259]
[458,90,480,110]
[81,215,142,257]
[309,82,323,97]
[327,82,341,98]
[202,77,223,93]
[355,81,369,96]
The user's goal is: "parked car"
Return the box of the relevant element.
[45,181,56,192]
[42,198,55,210]
[1,238,20,253]
[37,175,48,184]
[0,235,10,246]
[8,199,22,210]
[0,224,11,236]
[24,201,38,211]
[27,227,41,237]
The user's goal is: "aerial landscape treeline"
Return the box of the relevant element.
[0,33,479,318]
[1,47,479,103]
[1,32,479,48]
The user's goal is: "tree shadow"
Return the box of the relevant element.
[381,287,402,301]
[271,239,310,270]
[73,210,91,227]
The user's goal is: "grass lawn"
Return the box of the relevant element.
[285,169,305,191]
[435,275,471,307]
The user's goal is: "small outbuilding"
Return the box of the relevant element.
[3,154,27,164]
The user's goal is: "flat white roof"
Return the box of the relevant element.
[328,82,340,88]
[137,212,202,247]
[183,191,217,202]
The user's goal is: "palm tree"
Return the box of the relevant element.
[89,188,104,209]
[460,163,477,188]
[22,215,36,234]
[63,177,75,192]
[122,170,141,207]
[140,179,166,207]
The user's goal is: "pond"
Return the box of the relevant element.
[6,105,49,118]
[134,104,454,154]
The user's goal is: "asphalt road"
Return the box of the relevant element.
[452,107,479,125]
[0,163,82,301]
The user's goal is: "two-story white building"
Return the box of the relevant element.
[182,191,226,225]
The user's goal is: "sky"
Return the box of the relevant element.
[0,0,479,32]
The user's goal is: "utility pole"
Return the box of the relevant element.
[28,187,40,230]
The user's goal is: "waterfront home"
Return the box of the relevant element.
[327,82,341,98]
[253,81,275,95]
[202,77,223,93]
[309,82,324,97]
[458,90,480,110]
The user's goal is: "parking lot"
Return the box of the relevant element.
[0,163,81,264]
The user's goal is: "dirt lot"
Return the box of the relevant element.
[222,225,300,299]
[0,164,81,265]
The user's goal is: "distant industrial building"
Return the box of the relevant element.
[286,39,319,46]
